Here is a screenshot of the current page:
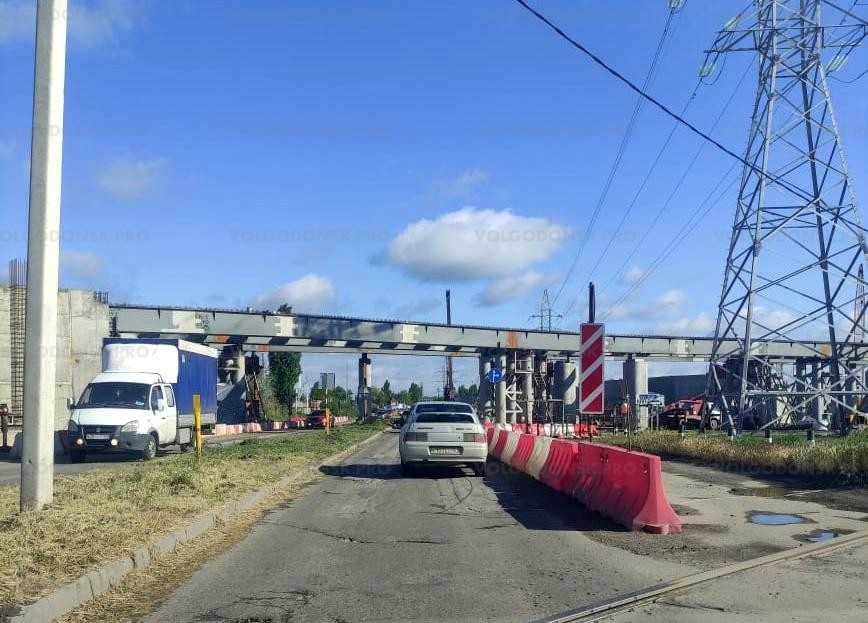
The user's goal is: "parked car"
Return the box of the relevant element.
[398,401,487,476]
[306,409,331,428]
[390,409,411,429]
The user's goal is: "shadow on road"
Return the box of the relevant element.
[319,459,624,533]
[485,462,625,533]
[320,462,487,480]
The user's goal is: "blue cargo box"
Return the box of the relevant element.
[103,338,218,415]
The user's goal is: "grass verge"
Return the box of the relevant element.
[602,430,868,486]
[0,424,384,609]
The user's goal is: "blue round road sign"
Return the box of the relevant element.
[486,368,503,383]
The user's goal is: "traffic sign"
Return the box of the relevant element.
[580,323,605,414]
[486,367,503,383]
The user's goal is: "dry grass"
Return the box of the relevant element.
[0,424,383,609]
[56,479,309,623]
[603,430,868,486]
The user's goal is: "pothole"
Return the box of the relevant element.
[794,528,854,543]
[747,511,810,525]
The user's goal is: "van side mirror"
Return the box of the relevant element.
[66,397,75,410]
[156,398,166,412]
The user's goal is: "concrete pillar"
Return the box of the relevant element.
[506,357,517,424]
[522,353,534,428]
[231,345,245,384]
[555,361,578,420]
[478,356,492,418]
[496,354,507,425]
[624,356,649,431]
[357,354,372,419]
[21,0,69,511]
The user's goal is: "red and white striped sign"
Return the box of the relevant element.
[580,323,605,414]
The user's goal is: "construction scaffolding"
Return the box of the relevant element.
[8,259,26,427]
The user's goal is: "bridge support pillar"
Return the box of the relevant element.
[478,356,492,419]
[522,353,534,429]
[506,357,517,424]
[357,354,372,420]
[555,360,578,421]
[624,356,649,431]
[496,354,507,426]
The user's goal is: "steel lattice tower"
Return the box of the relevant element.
[704,0,868,433]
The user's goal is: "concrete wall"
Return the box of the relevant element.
[0,286,110,431]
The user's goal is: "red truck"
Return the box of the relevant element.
[658,395,721,430]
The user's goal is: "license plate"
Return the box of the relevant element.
[86,433,110,440]
[430,447,460,456]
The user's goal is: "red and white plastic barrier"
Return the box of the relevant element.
[487,428,681,534]
[213,415,350,436]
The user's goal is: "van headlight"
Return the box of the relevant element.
[67,420,79,433]
[121,420,139,433]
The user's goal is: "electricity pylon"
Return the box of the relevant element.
[704,0,867,434]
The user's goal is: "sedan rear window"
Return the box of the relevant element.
[415,403,473,414]
[414,413,476,424]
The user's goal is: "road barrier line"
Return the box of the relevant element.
[532,529,868,623]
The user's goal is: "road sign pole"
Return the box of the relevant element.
[20,0,68,512]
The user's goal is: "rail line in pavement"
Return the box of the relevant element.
[533,529,868,623]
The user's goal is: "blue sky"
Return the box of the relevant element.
[2,0,866,390]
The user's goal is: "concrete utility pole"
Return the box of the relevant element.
[21,0,68,511]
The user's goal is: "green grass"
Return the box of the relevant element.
[602,429,868,486]
[0,424,384,608]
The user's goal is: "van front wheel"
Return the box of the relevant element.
[141,433,158,461]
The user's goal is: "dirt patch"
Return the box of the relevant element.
[581,529,787,569]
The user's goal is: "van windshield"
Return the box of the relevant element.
[78,382,150,409]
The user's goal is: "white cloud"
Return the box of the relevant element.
[392,297,441,319]
[96,156,167,200]
[476,271,552,307]
[654,312,715,336]
[602,289,690,324]
[253,274,336,312]
[436,169,489,198]
[384,207,571,282]
[0,0,141,47]
[61,250,105,280]
[623,265,645,285]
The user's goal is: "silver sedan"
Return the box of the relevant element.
[398,406,488,476]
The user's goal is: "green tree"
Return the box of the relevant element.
[408,382,423,404]
[268,303,302,411]
[381,379,392,405]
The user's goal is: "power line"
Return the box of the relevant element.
[600,163,741,322]
[569,59,754,319]
[549,3,684,311]
[511,0,815,205]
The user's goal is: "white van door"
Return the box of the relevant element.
[162,384,179,443]
[149,385,174,445]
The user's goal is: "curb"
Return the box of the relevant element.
[3,429,386,623]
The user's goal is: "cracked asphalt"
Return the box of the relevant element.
[140,431,694,623]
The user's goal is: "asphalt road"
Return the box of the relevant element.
[141,431,694,623]
[0,429,308,487]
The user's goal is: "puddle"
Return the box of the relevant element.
[747,511,809,525]
[794,528,854,543]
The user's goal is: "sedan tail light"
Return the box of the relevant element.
[463,433,486,443]
[404,432,428,442]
